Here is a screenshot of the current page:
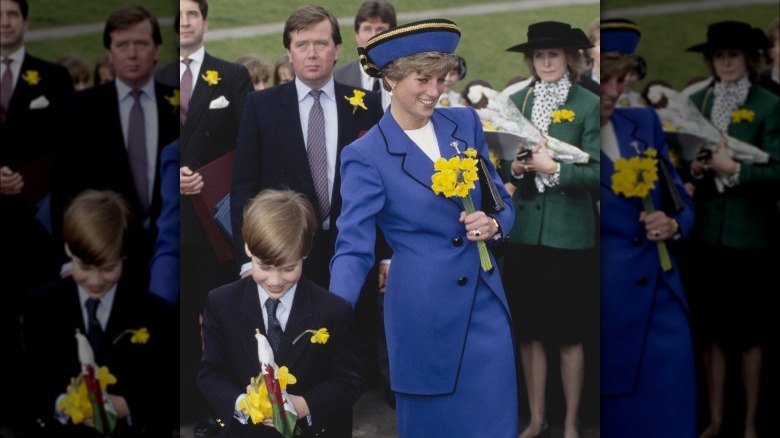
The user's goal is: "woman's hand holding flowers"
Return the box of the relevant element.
[640,210,679,241]
[460,210,497,241]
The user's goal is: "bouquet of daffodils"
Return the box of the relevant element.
[56,330,118,437]
[238,330,301,437]
[645,84,769,164]
[468,85,590,164]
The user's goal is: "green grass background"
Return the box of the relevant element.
[24,1,778,93]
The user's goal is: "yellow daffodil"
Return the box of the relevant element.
[661,120,678,132]
[113,327,150,345]
[481,120,497,131]
[57,377,93,424]
[293,327,330,345]
[611,147,672,272]
[277,366,297,389]
[618,97,629,107]
[488,149,501,170]
[130,327,150,344]
[731,108,755,124]
[431,145,493,271]
[551,109,575,123]
[345,89,368,114]
[21,70,40,85]
[440,98,450,106]
[240,377,273,424]
[165,89,180,109]
[201,70,221,85]
[97,366,117,390]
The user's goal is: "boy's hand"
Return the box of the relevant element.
[288,394,310,419]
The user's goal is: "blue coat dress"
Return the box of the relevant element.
[330,106,518,436]
[600,107,697,437]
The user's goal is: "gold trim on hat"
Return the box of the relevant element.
[601,22,641,33]
[365,22,462,50]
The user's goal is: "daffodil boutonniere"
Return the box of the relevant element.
[431,142,492,271]
[21,70,40,85]
[611,145,672,272]
[293,327,329,345]
[345,89,368,114]
[112,327,150,345]
[201,70,221,85]
[552,108,575,123]
[731,108,755,124]
[165,89,180,112]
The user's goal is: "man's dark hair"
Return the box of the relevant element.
[354,0,397,32]
[8,0,29,19]
[103,5,162,49]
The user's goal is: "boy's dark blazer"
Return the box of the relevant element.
[21,276,177,436]
[197,276,365,437]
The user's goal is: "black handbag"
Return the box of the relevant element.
[477,154,505,214]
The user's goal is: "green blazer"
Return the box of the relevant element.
[689,83,780,248]
[501,82,600,249]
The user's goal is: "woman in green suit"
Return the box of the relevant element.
[501,21,599,438]
[684,21,780,438]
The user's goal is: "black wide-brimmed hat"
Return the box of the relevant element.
[686,21,771,53]
[506,21,593,53]
[358,19,461,78]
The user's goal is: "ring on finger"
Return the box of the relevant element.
[473,229,482,237]
[652,229,661,238]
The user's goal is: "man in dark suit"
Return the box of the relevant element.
[176,0,254,432]
[51,5,179,289]
[198,189,364,438]
[230,5,383,288]
[0,0,73,433]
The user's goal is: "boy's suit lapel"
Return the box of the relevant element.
[238,277,266,374]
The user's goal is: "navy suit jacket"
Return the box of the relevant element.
[197,276,364,437]
[600,107,695,394]
[230,80,382,286]
[0,53,73,289]
[149,140,180,305]
[22,276,176,435]
[180,53,253,248]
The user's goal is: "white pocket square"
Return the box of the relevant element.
[29,95,50,110]
[209,96,229,109]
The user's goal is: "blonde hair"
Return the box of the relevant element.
[63,190,133,265]
[523,48,584,83]
[242,189,316,266]
[235,54,271,87]
[381,51,459,91]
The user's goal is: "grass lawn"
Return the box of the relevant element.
[25,1,776,93]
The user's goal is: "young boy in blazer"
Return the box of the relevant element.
[197,189,364,437]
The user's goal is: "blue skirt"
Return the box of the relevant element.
[395,281,518,437]
[601,280,697,437]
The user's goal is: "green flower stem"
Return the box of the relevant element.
[292,330,313,345]
[462,194,493,272]
[112,329,134,345]
[642,196,672,272]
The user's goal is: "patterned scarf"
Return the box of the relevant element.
[531,71,572,134]
[711,74,751,131]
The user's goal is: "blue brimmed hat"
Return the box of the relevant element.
[686,21,771,54]
[358,19,461,78]
[506,21,593,53]
[601,18,641,54]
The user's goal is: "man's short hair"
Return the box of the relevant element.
[103,4,162,49]
[7,0,28,20]
[283,5,342,50]
[354,0,397,32]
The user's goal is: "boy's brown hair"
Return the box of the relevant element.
[63,190,134,266]
[242,189,316,266]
